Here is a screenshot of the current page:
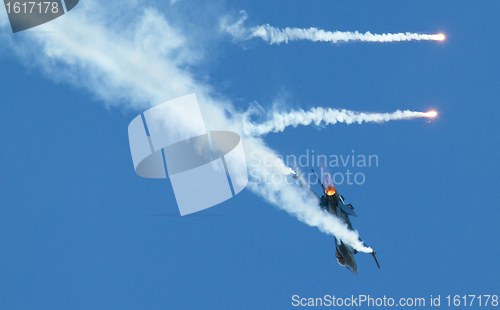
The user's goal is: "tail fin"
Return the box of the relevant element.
[311,169,326,192]
[294,172,320,199]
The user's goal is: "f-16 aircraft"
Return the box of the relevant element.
[295,170,380,275]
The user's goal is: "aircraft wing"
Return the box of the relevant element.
[340,203,357,217]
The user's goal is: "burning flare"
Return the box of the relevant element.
[425,111,438,118]
[433,34,446,41]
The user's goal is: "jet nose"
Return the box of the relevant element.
[348,265,358,276]
[338,242,358,276]
[344,254,358,276]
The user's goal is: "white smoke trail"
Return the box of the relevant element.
[244,107,436,136]
[250,25,445,45]
[222,11,445,45]
[2,3,391,254]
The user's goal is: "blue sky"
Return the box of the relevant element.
[1,1,499,309]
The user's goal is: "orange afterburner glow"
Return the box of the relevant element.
[325,186,336,196]
[425,111,438,118]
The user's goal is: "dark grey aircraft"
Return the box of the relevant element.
[295,170,380,275]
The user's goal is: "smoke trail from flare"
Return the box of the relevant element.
[221,11,444,45]
[250,25,445,45]
[244,108,436,136]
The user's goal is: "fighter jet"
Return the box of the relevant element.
[295,170,380,275]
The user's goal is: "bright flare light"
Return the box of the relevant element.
[434,34,446,41]
[425,111,438,118]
